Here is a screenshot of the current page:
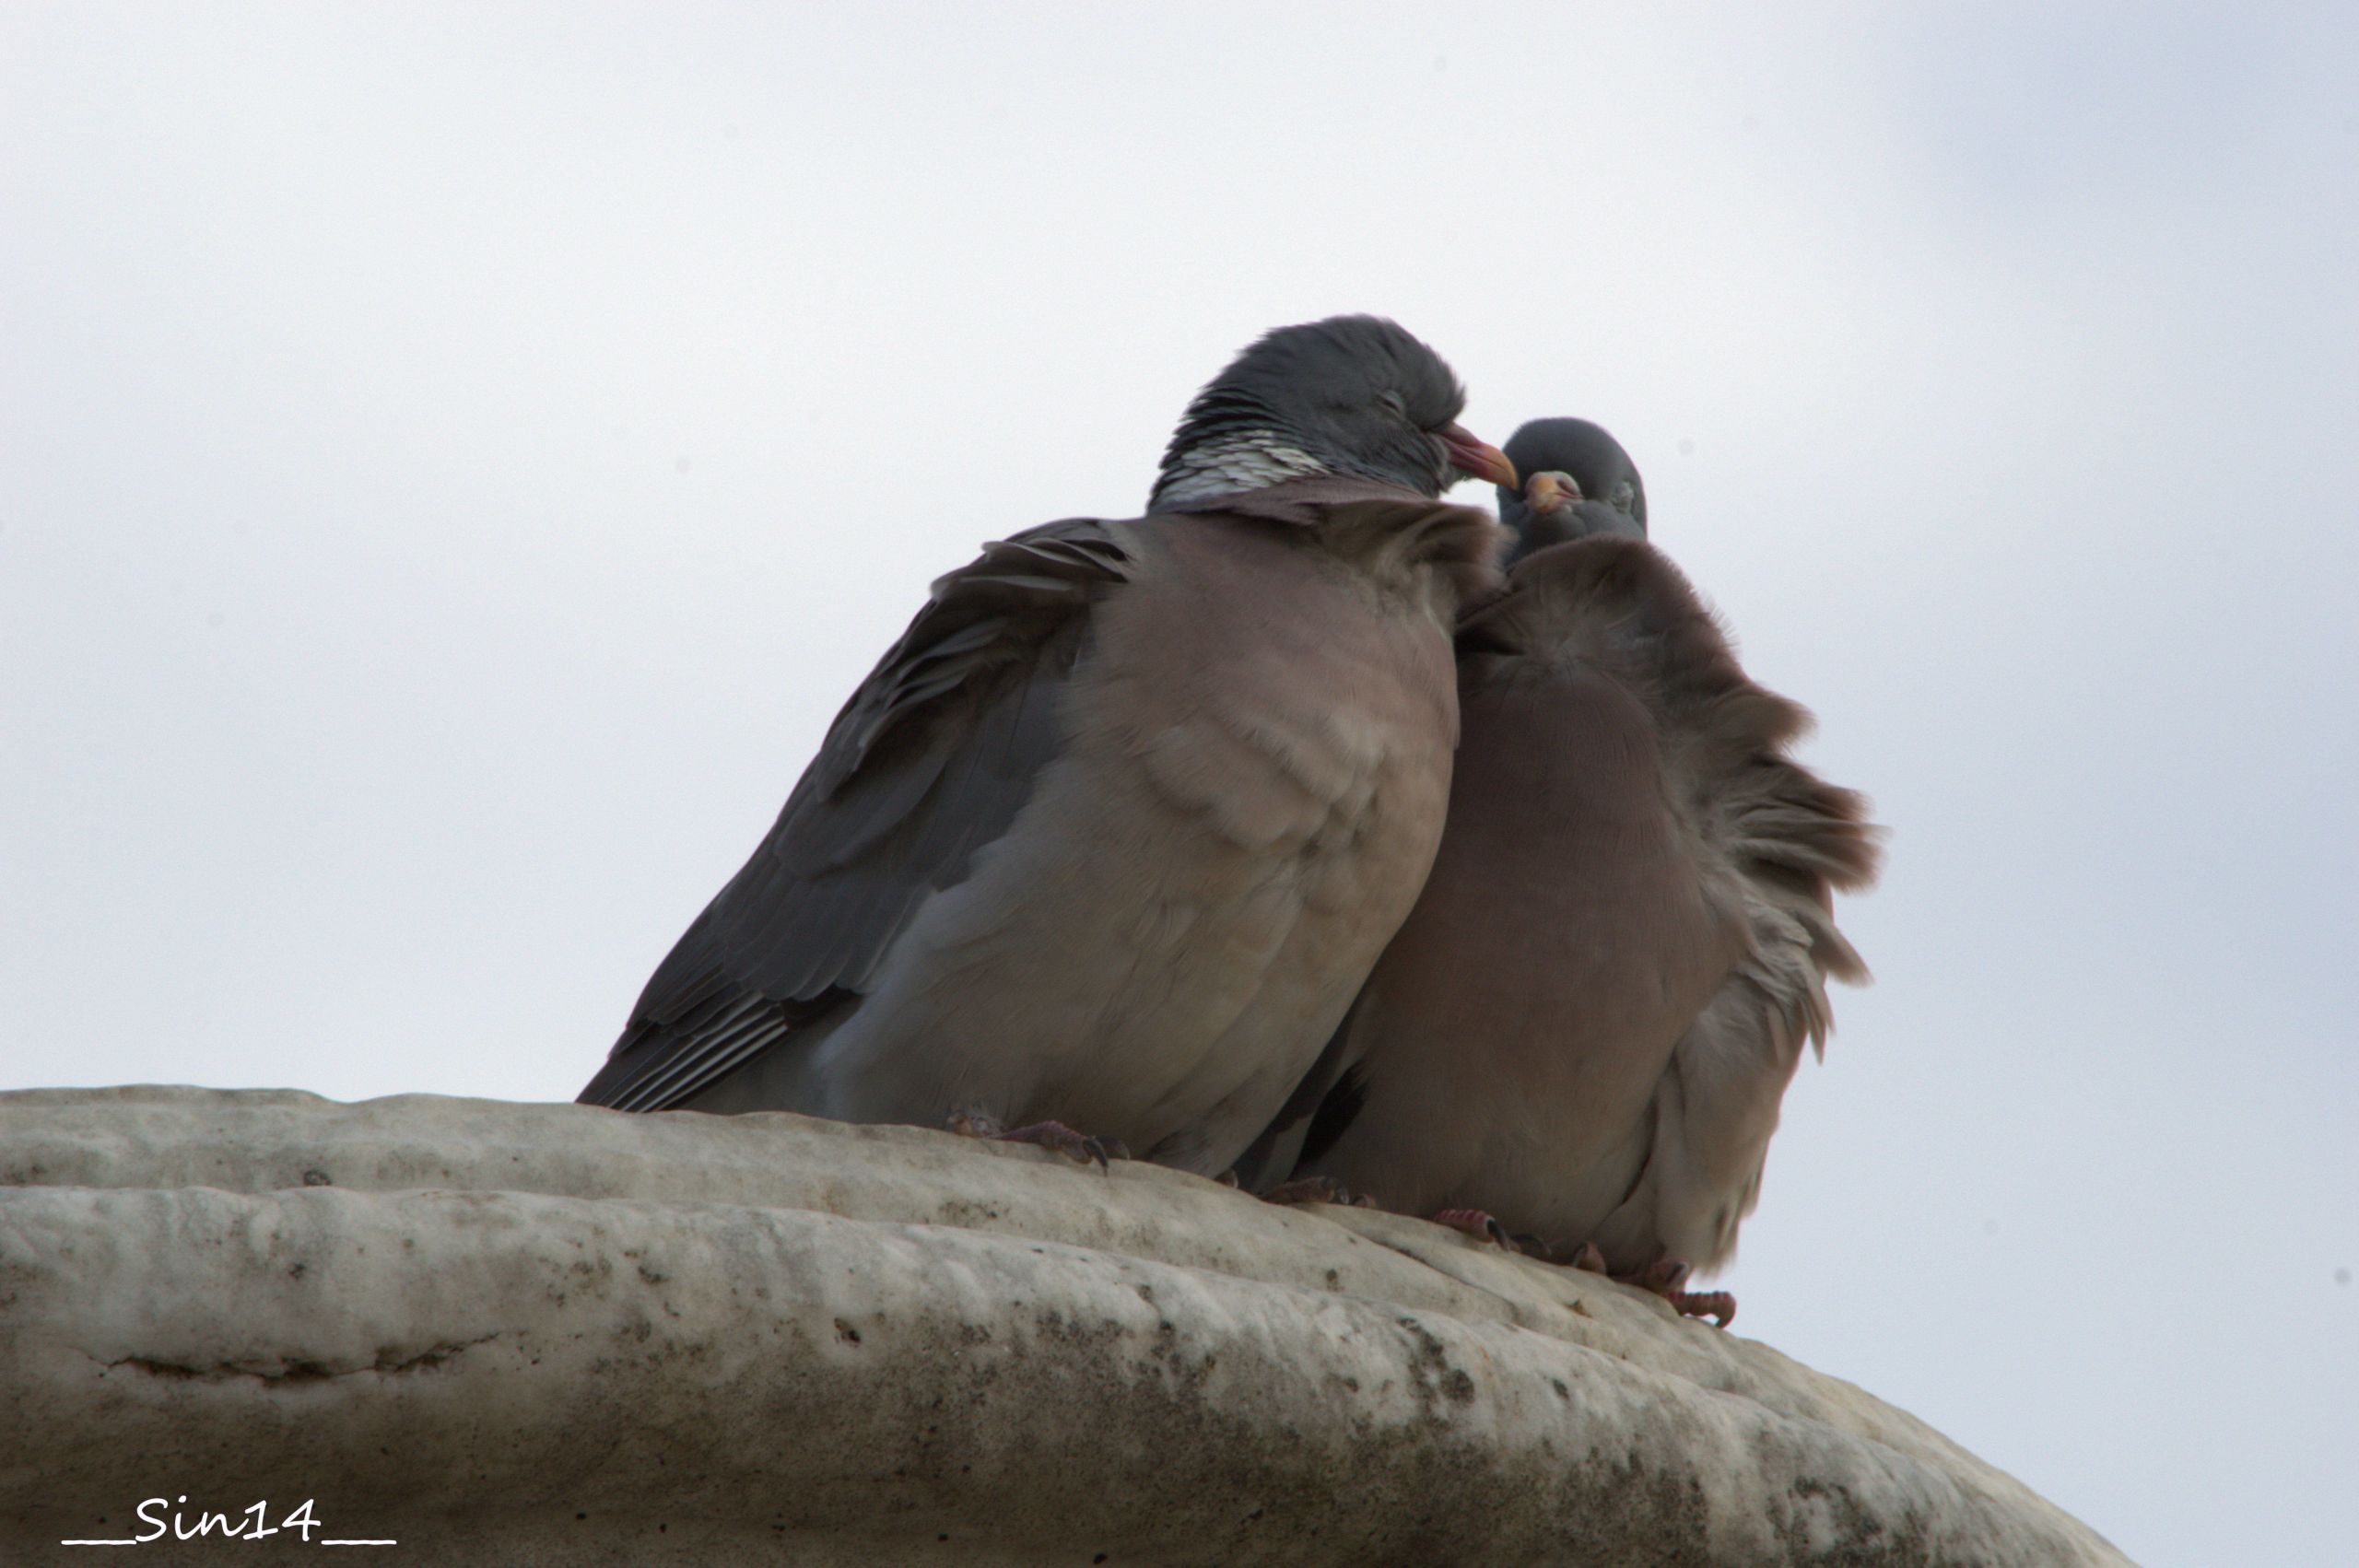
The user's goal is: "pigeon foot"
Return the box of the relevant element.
[1620,1257,1736,1328]
[948,1114,1125,1170]
[1562,1240,1609,1274]
[1261,1175,1367,1208]
[1428,1207,1520,1252]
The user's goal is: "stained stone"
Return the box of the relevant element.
[0,1087,2129,1566]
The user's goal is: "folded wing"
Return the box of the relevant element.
[578,520,1136,1112]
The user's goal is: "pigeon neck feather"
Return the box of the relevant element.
[1151,428,1332,509]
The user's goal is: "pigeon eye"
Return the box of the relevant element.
[1611,480,1637,513]
[1378,390,1408,417]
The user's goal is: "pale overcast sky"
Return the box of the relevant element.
[5,6,2353,1562]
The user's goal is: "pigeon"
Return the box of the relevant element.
[578,316,1517,1179]
[1497,415,1648,555]
[1238,418,1880,1322]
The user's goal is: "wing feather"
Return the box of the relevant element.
[578,517,1137,1111]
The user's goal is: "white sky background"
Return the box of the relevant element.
[5,4,2353,1560]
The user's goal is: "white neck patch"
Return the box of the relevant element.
[1151,429,1332,509]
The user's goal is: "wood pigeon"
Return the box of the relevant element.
[578,317,1518,1179]
[1238,417,1880,1322]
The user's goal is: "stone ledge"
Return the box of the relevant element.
[0,1087,2130,1565]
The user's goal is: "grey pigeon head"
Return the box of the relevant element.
[1151,315,1516,509]
[1496,417,1648,563]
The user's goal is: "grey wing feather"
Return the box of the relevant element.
[1228,999,1366,1191]
[1623,721,1877,1273]
[578,518,1137,1112]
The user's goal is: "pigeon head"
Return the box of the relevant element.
[1150,315,1516,509]
[1496,417,1648,563]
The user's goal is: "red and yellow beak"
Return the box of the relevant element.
[1438,423,1518,489]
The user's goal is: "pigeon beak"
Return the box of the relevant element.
[1439,424,1518,490]
[1524,472,1580,514]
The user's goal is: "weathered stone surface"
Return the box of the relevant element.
[0,1087,2129,1565]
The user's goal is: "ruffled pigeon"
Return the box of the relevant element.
[578,316,1517,1178]
[1238,418,1880,1322]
